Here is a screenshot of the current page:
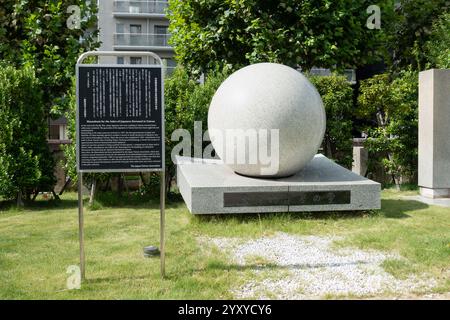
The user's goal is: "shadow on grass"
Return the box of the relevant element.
[207,260,374,273]
[87,191,184,210]
[192,199,430,224]
[0,198,79,212]
[193,210,375,224]
[380,199,429,218]
[0,192,185,213]
[85,273,152,284]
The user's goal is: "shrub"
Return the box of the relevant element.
[62,78,113,193]
[0,0,99,117]
[357,70,418,185]
[165,67,230,188]
[308,74,354,168]
[0,65,55,204]
[426,12,450,69]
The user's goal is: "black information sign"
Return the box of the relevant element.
[77,65,163,172]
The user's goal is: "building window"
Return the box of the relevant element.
[117,57,124,64]
[129,24,142,46]
[129,1,141,13]
[48,124,68,140]
[116,24,125,45]
[154,25,168,34]
[166,58,176,68]
[164,58,177,76]
[154,25,168,46]
[116,24,124,33]
[49,125,60,140]
[130,57,142,65]
[130,24,142,34]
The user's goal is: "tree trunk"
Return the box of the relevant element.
[32,189,39,201]
[123,174,129,195]
[104,178,110,192]
[139,172,149,188]
[52,190,60,200]
[165,171,171,196]
[326,138,333,159]
[377,111,401,189]
[17,190,24,207]
[89,180,97,206]
[118,174,123,197]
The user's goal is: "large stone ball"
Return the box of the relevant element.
[208,63,326,178]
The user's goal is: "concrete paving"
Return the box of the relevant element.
[403,195,450,208]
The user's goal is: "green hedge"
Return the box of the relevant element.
[426,12,450,69]
[0,65,55,203]
[62,78,113,191]
[357,70,418,185]
[308,74,354,168]
[165,67,230,187]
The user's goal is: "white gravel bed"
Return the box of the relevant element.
[200,233,436,299]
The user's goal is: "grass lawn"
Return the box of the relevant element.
[0,189,449,299]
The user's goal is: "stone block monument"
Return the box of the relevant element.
[177,63,380,214]
[419,69,450,199]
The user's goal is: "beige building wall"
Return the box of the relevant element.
[97,0,175,69]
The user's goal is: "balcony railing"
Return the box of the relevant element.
[113,1,168,15]
[114,33,171,48]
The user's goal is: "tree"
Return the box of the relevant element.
[62,78,112,203]
[357,70,418,186]
[0,0,99,116]
[168,0,393,76]
[383,0,450,71]
[308,74,354,168]
[0,65,55,204]
[165,67,230,187]
[426,12,450,69]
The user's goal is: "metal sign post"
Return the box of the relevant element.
[76,51,166,280]
[78,173,85,280]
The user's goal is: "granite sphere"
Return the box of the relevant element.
[208,63,326,178]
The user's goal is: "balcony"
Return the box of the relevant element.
[114,33,172,50]
[113,1,168,18]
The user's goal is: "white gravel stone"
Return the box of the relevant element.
[200,233,436,299]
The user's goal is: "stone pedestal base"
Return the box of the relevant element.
[420,187,450,199]
[177,155,381,214]
[352,146,368,177]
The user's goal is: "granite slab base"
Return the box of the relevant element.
[176,155,381,214]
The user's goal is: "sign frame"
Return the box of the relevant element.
[75,51,166,281]
[76,63,165,173]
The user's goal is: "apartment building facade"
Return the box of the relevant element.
[97,0,175,70]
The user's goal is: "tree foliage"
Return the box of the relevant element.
[357,70,418,184]
[0,0,99,116]
[0,65,55,202]
[165,66,230,184]
[62,78,112,190]
[168,0,393,76]
[383,0,450,71]
[308,74,354,168]
[426,12,450,69]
